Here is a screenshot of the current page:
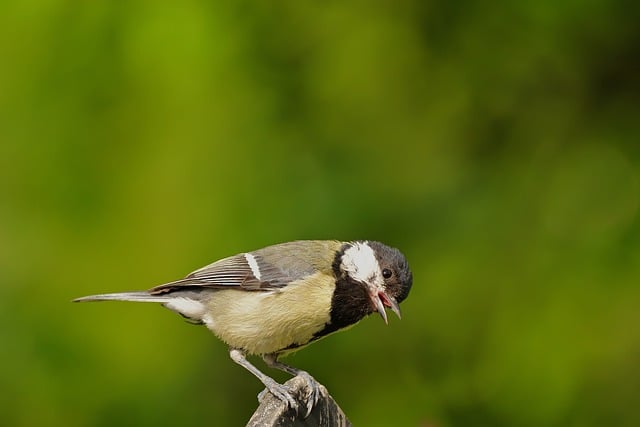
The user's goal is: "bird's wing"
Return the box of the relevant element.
[149,241,341,295]
[192,253,275,288]
[148,254,275,294]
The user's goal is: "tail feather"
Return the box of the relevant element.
[73,291,172,304]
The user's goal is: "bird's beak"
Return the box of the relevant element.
[369,289,401,325]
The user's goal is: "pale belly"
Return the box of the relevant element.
[203,274,334,355]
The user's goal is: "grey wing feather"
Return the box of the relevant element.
[150,254,265,294]
[239,240,340,286]
[188,255,258,286]
[149,240,340,295]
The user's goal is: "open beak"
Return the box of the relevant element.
[370,290,401,325]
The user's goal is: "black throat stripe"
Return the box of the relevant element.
[313,276,372,339]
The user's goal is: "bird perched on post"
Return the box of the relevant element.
[74,240,412,416]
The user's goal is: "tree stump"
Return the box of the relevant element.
[247,376,352,427]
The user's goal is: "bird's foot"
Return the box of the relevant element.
[296,371,321,417]
[257,373,321,417]
[257,377,299,412]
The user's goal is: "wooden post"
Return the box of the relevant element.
[247,376,352,427]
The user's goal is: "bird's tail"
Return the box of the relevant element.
[73,291,172,304]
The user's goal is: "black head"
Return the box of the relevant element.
[333,240,413,324]
[366,240,413,304]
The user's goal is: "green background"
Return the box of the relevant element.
[1,1,639,426]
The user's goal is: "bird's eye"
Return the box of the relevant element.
[382,268,393,279]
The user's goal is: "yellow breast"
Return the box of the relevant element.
[203,272,335,355]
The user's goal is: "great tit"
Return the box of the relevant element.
[74,240,412,415]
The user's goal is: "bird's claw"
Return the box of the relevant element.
[257,378,299,412]
[257,373,321,418]
[297,372,321,417]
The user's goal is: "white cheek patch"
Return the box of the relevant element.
[244,253,262,280]
[341,242,383,286]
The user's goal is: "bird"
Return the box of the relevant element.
[74,240,413,416]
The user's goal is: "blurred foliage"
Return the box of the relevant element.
[1,0,639,426]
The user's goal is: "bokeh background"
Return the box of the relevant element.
[1,1,639,426]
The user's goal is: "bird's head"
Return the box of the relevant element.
[336,240,413,324]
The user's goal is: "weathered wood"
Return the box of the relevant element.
[247,376,352,427]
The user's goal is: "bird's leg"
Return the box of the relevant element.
[262,353,321,417]
[228,348,298,411]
